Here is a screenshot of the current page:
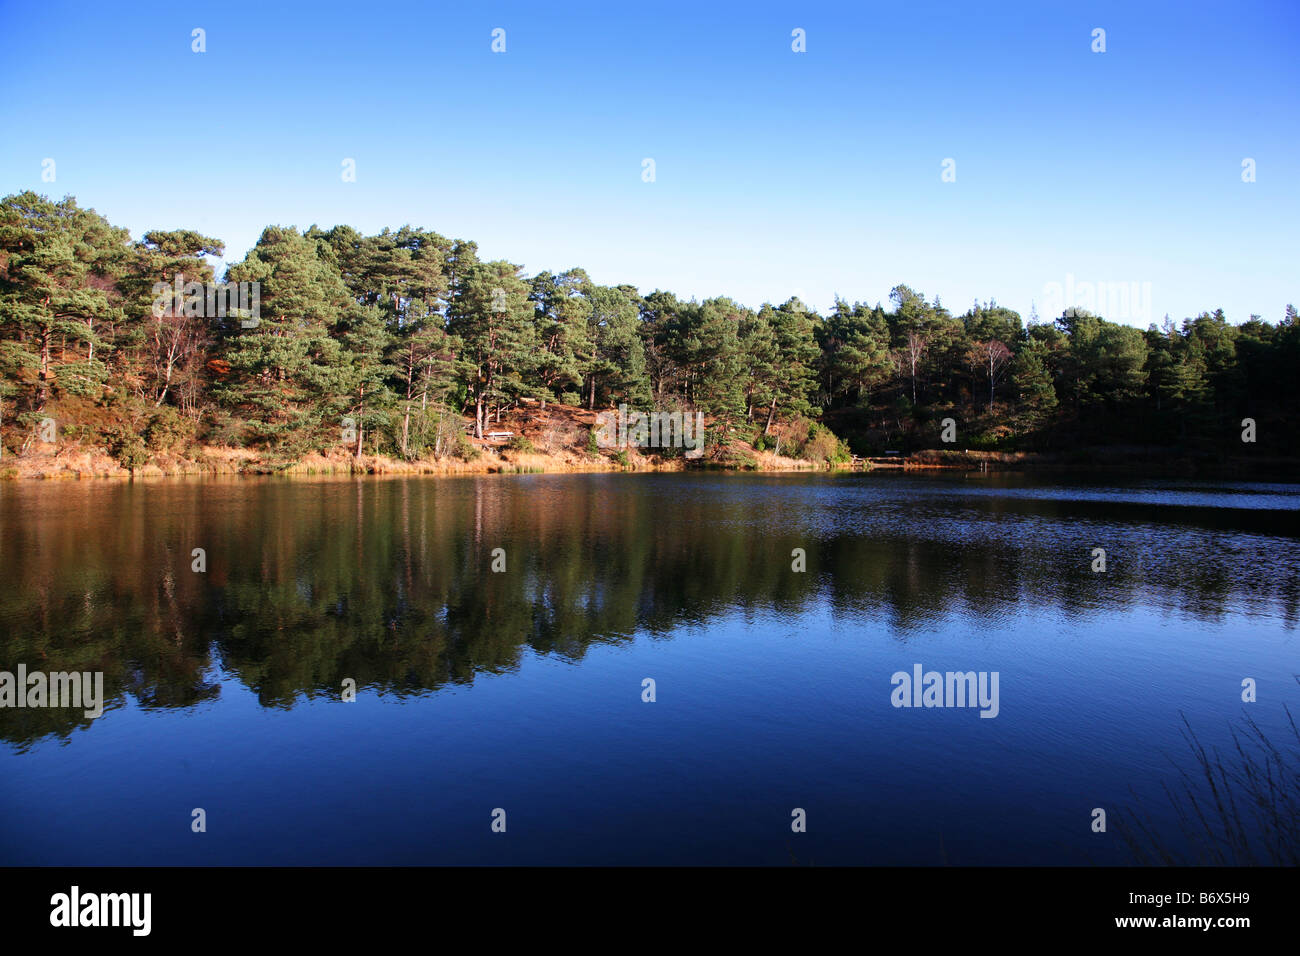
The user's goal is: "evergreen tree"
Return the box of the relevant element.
[0,193,129,412]
[216,226,353,453]
[448,259,530,437]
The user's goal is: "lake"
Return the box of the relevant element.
[1,472,1296,865]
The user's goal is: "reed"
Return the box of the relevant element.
[1117,679,1300,866]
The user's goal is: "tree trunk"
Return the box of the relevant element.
[401,347,414,458]
[37,322,52,408]
[156,357,174,407]
[355,386,365,458]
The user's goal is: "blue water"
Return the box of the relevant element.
[1,472,1296,864]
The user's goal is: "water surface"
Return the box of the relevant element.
[1,472,1296,864]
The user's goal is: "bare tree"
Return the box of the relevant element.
[899,330,929,405]
[966,340,1013,413]
[149,300,206,407]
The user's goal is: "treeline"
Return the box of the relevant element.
[1,190,1296,467]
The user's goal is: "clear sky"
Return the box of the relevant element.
[1,0,1296,326]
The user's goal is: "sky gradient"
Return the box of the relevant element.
[1,0,1296,326]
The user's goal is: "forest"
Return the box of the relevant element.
[1,190,1296,471]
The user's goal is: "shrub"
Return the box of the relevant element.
[105,424,148,471]
[801,423,850,465]
[204,410,248,448]
[703,422,731,457]
[453,430,480,461]
[560,391,582,407]
[144,406,195,453]
[538,422,580,454]
[507,435,536,453]
[586,427,600,455]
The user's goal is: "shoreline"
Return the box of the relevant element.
[0,444,826,480]
[1,444,1290,481]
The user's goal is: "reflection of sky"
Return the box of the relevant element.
[907,481,1300,511]
[3,589,1293,865]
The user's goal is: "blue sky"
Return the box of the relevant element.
[1,0,1296,326]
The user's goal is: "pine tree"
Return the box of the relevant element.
[1011,340,1057,430]
[448,259,530,437]
[529,269,592,405]
[583,283,649,409]
[0,192,129,412]
[216,226,353,454]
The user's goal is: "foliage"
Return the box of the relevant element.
[801,422,850,464]
[451,430,479,461]
[3,191,1297,470]
[105,423,147,471]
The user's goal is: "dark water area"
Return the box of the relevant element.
[1,472,1296,865]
